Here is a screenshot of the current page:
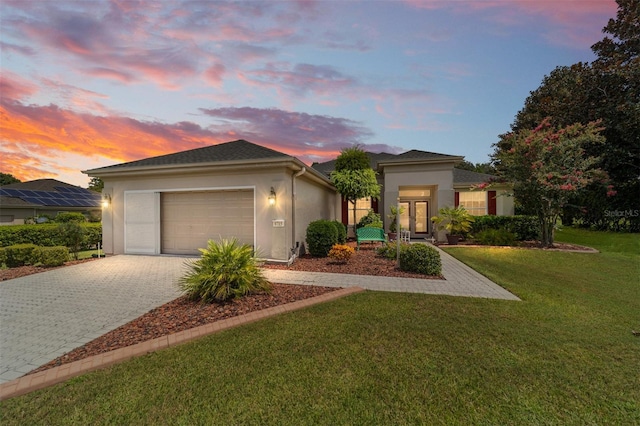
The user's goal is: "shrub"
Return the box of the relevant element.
[376,241,410,260]
[0,247,7,267]
[306,220,339,257]
[58,222,86,260]
[54,212,87,223]
[328,244,355,263]
[179,238,271,303]
[357,210,381,229]
[33,246,70,267]
[3,244,39,267]
[0,223,101,248]
[399,243,442,276]
[471,215,538,241]
[364,220,383,229]
[331,220,347,244]
[474,229,516,246]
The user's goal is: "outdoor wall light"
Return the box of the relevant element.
[268,187,276,206]
[102,194,111,209]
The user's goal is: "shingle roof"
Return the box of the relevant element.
[1,179,79,191]
[311,152,397,177]
[312,149,461,176]
[453,168,495,184]
[92,140,290,171]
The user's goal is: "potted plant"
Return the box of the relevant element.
[387,205,406,240]
[431,206,474,245]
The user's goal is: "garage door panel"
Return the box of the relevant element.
[161,190,254,255]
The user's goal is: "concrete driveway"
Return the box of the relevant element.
[0,255,188,384]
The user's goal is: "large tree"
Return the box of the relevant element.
[493,119,609,247]
[330,146,380,232]
[506,0,639,231]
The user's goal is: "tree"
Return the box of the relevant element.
[0,173,21,186]
[506,0,639,231]
[87,177,104,192]
[330,146,380,231]
[493,119,609,247]
[456,160,497,175]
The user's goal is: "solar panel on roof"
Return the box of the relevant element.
[23,197,45,205]
[54,186,72,193]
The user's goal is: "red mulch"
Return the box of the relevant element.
[263,241,444,279]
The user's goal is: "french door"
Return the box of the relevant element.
[398,201,430,238]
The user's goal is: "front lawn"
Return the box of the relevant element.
[1,229,638,424]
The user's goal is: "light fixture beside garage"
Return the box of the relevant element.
[101,194,111,209]
[268,187,277,206]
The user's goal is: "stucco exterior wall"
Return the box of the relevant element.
[100,166,336,261]
[495,189,515,216]
[294,173,340,252]
[381,162,456,239]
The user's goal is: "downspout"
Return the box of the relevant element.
[289,167,306,265]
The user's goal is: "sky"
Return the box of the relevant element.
[1,0,618,187]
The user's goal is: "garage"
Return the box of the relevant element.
[161,189,254,255]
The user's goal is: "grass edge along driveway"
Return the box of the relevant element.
[1,228,639,425]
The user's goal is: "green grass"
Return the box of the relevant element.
[76,248,105,260]
[2,229,639,425]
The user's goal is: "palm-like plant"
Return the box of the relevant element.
[431,206,474,236]
[179,238,271,303]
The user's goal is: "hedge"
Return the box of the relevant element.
[470,215,539,241]
[0,223,102,249]
[0,244,69,267]
[306,220,339,257]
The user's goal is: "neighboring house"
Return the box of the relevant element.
[312,150,513,239]
[0,179,101,225]
[83,140,340,262]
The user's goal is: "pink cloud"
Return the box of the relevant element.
[0,72,38,101]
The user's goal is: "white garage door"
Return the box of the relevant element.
[161,190,254,255]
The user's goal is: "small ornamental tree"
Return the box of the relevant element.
[330,146,381,232]
[493,118,610,247]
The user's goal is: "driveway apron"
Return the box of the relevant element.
[0,255,188,384]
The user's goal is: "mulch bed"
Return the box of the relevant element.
[263,241,444,279]
[28,283,337,375]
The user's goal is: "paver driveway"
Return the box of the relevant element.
[0,255,188,384]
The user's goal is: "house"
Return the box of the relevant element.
[84,140,513,260]
[83,140,340,262]
[312,150,513,239]
[0,179,102,225]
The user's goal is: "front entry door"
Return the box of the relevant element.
[399,201,430,238]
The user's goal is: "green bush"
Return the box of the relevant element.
[364,220,383,229]
[179,238,271,303]
[0,247,7,267]
[3,244,39,267]
[376,241,410,260]
[331,220,347,244]
[474,229,517,246]
[0,223,101,249]
[357,210,381,229]
[399,243,442,276]
[33,246,70,267]
[471,215,538,241]
[58,222,86,260]
[306,220,339,257]
[54,212,87,223]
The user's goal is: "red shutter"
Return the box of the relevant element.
[371,198,379,214]
[454,192,460,207]
[488,191,497,215]
[341,198,349,225]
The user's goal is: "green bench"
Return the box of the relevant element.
[356,227,387,250]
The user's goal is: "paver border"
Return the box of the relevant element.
[0,286,364,401]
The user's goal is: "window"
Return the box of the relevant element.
[347,198,372,226]
[458,191,487,216]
